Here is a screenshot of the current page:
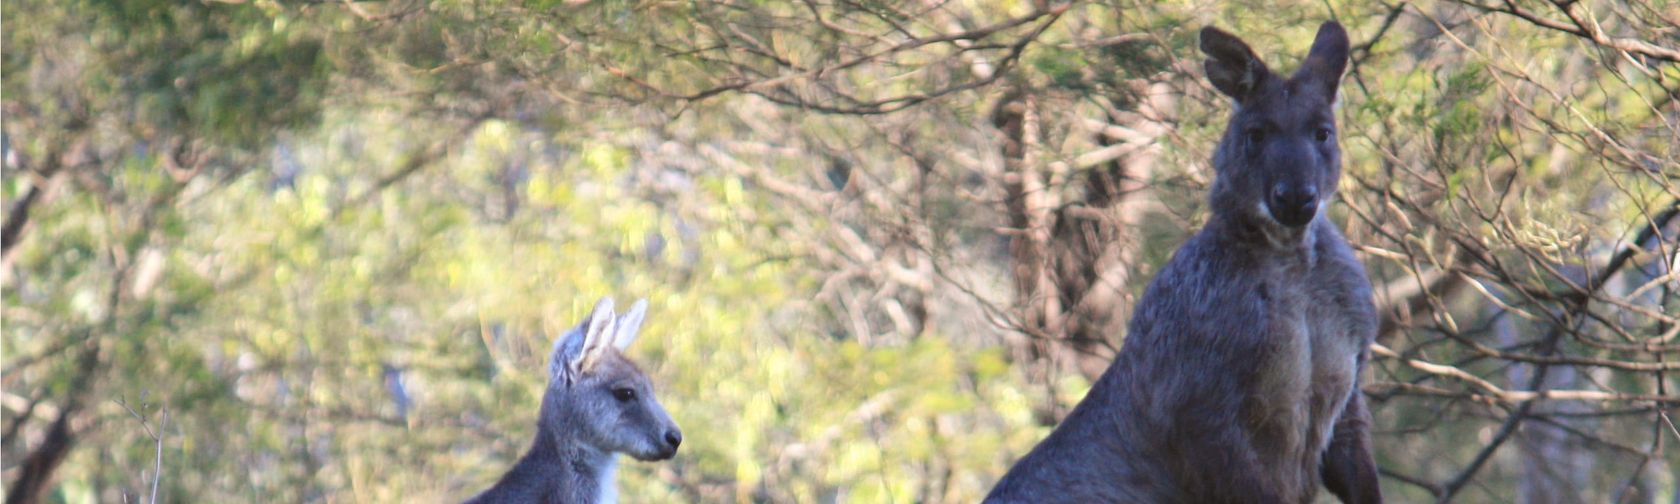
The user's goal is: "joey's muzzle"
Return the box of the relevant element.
[658,429,682,459]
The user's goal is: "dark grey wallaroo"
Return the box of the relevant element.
[466,298,683,504]
[985,22,1381,504]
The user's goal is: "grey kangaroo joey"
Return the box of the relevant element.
[985,21,1382,504]
[466,297,683,504]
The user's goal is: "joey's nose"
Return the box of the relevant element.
[664,430,683,451]
[1268,184,1318,227]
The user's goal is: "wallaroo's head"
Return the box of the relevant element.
[544,297,682,461]
[1201,22,1350,235]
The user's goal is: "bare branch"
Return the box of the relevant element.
[1452,0,1680,63]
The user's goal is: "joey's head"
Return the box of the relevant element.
[1201,22,1350,238]
[544,297,683,462]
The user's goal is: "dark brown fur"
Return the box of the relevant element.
[985,22,1381,504]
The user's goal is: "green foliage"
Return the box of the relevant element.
[111,3,325,145]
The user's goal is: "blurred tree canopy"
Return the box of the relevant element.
[3,0,1677,503]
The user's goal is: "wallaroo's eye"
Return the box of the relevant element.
[1244,128,1265,147]
[1315,127,1334,143]
[612,388,637,402]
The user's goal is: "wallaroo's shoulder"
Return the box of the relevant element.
[1309,220,1373,276]
[1152,224,1275,279]
[1129,229,1274,331]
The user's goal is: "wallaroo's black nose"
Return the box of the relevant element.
[664,430,683,450]
[1268,184,1318,227]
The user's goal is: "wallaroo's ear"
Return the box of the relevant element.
[613,299,648,351]
[577,297,619,375]
[1200,26,1271,102]
[1294,21,1350,99]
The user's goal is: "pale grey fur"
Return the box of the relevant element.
[466,298,681,504]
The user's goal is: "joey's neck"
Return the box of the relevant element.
[533,421,615,466]
[525,421,618,496]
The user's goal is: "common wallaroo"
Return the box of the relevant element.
[466,297,682,504]
[985,22,1381,504]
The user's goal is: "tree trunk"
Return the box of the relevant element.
[7,345,99,504]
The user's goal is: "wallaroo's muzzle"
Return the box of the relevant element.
[1268,184,1318,227]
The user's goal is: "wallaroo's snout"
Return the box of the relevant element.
[1268,183,1319,227]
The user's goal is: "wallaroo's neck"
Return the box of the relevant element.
[1203,201,1321,261]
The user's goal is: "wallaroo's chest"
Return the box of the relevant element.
[1264,254,1371,349]
[1238,225,1375,461]
[1248,231,1372,375]
[1257,265,1367,405]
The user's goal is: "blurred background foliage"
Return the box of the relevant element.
[3,0,1677,503]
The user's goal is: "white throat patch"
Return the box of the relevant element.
[595,456,619,504]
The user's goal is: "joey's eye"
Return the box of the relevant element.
[1244,128,1265,148]
[1314,127,1333,143]
[612,388,637,402]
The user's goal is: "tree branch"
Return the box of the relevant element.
[1454,0,1680,63]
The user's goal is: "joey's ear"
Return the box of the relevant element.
[552,298,617,383]
[613,299,648,351]
[1294,21,1350,100]
[550,325,587,384]
[1200,26,1271,103]
[576,297,619,376]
